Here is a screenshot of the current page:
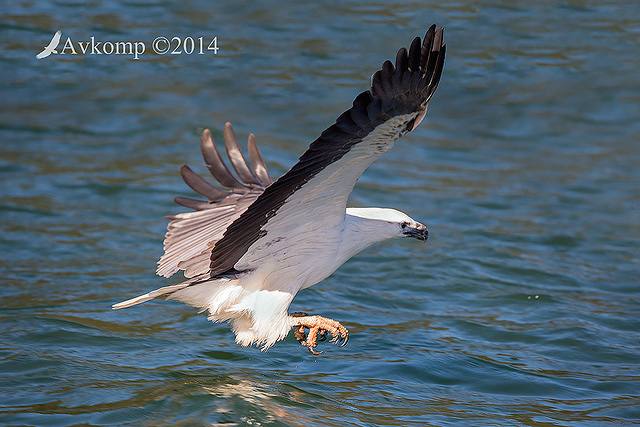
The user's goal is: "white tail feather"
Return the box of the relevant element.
[111,282,193,309]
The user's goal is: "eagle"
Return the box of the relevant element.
[113,25,446,354]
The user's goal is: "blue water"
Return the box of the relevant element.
[1,1,639,425]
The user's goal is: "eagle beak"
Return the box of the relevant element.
[403,223,428,242]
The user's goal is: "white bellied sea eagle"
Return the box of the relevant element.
[113,25,446,354]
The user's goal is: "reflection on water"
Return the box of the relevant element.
[2,0,639,425]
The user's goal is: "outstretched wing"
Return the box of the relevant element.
[208,25,446,275]
[156,122,273,278]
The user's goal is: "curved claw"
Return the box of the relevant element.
[329,331,349,347]
[339,333,349,347]
[307,346,323,355]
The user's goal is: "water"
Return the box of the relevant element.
[1,0,639,425]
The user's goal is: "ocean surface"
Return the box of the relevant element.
[1,1,639,426]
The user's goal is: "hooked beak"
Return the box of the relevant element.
[403,223,428,242]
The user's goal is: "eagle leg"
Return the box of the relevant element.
[289,312,349,355]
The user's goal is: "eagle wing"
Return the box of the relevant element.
[207,25,446,275]
[156,122,272,278]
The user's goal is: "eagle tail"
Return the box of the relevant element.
[111,275,212,309]
[111,282,193,309]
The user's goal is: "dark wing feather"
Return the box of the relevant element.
[157,123,271,278]
[208,25,446,275]
[200,127,244,189]
[179,164,231,202]
[248,133,273,185]
[223,123,262,186]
